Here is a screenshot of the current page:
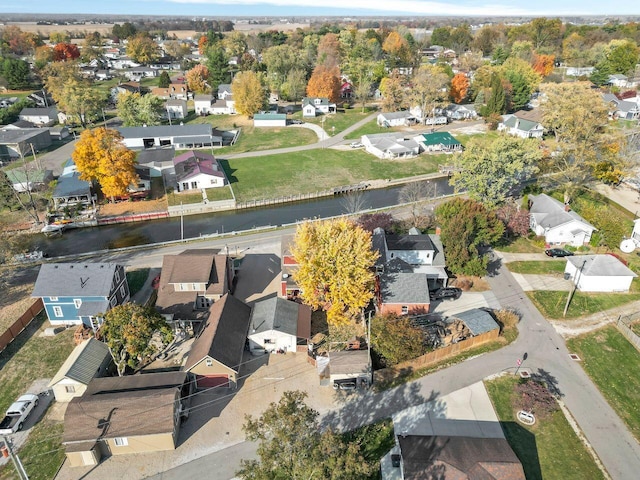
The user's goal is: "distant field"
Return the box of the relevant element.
[5,22,115,36]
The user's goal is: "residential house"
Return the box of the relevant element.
[442,103,477,120]
[565,255,637,292]
[63,372,192,467]
[32,263,129,328]
[377,111,416,127]
[165,99,188,120]
[18,107,58,127]
[327,350,371,389]
[415,131,462,153]
[381,382,525,480]
[0,97,18,108]
[608,74,631,88]
[49,125,70,141]
[340,81,353,98]
[51,159,94,210]
[498,111,544,138]
[135,146,176,177]
[110,82,141,102]
[603,93,640,120]
[95,69,112,81]
[116,124,222,149]
[529,193,596,246]
[183,293,252,389]
[48,338,112,402]
[155,249,234,325]
[247,297,311,354]
[362,133,420,159]
[0,128,51,159]
[151,84,189,101]
[218,84,233,99]
[377,271,431,315]
[280,234,301,300]
[301,97,336,117]
[172,150,227,192]
[253,113,287,127]
[194,94,235,115]
[565,66,595,77]
[108,57,140,70]
[5,168,52,192]
[409,107,448,125]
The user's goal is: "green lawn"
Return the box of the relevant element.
[301,107,378,135]
[126,268,150,297]
[567,326,640,441]
[527,290,640,319]
[496,236,545,253]
[485,376,605,480]
[222,148,444,201]
[167,186,234,206]
[507,260,567,275]
[205,186,235,201]
[343,118,396,140]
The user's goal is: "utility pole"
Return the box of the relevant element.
[2,436,29,480]
[563,259,587,318]
[180,201,184,241]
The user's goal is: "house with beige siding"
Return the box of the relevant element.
[183,293,251,389]
[48,338,112,402]
[63,372,192,467]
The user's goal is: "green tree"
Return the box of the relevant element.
[603,39,640,75]
[371,314,427,367]
[451,135,542,208]
[430,27,451,47]
[261,44,306,93]
[116,91,164,127]
[2,58,30,89]
[291,218,378,327]
[205,44,230,93]
[280,67,306,103]
[158,71,171,88]
[482,72,506,117]
[112,22,137,40]
[100,303,173,376]
[435,198,504,276]
[232,70,266,117]
[237,391,375,480]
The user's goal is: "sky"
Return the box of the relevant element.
[0,0,638,17]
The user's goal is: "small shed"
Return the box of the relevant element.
[451,309,500,336]
[48,338,112,402]
[328,350,371,388]
[254,113,287,127]
[565,255,637,292]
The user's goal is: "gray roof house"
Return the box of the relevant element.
[451,308,500,336]
[377,111,416,127]
[498,113,544,138]
[327,350,372,388]
[247,297,312,354]
[19,107,58,126]
[116,124,222,150]
[362,133,420,159]
[48,338,112,402]
[0,128,52,159]
[529,193,596,246]
[52,159,93,209]
[565,254,638,293]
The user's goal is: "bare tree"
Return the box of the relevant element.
[1,166,42,225]
[399,180,439,223]
[341,191,367,214]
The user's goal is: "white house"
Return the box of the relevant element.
[377,111,416,127]
[18,107,58,127]
[48,338,112,402]
[247,297,311,354]
[166,99,188,120]
[194,94,235,115]
[565,255,637,292]
[116,124,222,149]
[173,150,227,192]
[301,97,336,117]
[529,194,596,246]
[253,113,287,127]
[362,133,420,159]
[498,113,544,138]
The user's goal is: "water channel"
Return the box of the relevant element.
[35,177,454,257]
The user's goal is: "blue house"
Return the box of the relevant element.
[32,263,130,329]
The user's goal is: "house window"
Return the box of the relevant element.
[205,359,213,367]
[191,181,198,189]
[114,270,120,282]
[49,296,58,301]
[74,299,82,308]
[53,306,63,318]
[65,385,76,393]
[113,437,128,447]
[264,339,274,344]
[120,285,126,297]
[110,297,117,308]
[401,306,409,315]
[196,296,212,309]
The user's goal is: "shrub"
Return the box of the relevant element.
[454,278,474,291]
[515,379,558,417]
[493,309,520,334]
[531,236,546,248]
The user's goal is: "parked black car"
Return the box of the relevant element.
[429,287,462,301]
[545,248,574,258]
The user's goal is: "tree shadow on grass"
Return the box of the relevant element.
[218,159,238,184]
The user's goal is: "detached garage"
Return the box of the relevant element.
[183,293,251,390]
[565,254,637,292]
[253,113,287,127]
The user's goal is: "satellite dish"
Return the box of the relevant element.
[620,239,636,253]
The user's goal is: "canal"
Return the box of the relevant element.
[35,177,454,257]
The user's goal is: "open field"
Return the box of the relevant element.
[222,148,444,201]
[485,376,604,480]
[527,290,640,319]
[4,22,116,36]
[567,326,640,442]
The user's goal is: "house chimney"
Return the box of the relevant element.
[435,226,441,235]
[564,204,571,212]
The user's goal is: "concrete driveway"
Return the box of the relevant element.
[511,273,572,292]
[430,291,500,317]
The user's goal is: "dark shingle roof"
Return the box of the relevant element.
[250,297,304,337]
[379,272,430,304]
[32,263,120,297]
[452,309,499,336]
[116,124,212,139]
[385,234,434,251]
[184,294,251,372]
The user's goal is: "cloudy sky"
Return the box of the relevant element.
[0,0,637,16]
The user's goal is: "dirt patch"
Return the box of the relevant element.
[98,198,167,216]
[0,282,37,332]
[450,276,491,292]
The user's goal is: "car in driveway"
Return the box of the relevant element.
[332,380,357,391]
[429,287,462,301]
[290,119,304,125]
[545,248,574,258]
[350,142,363,148]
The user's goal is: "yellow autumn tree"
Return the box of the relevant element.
[185,64,210,94]
[290,218,379,328]
[72,128,138,201]
[306,65,341,104]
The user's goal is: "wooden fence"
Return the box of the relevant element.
[0,298,44,352]
[373,328,499,384]
[617,313,640,354]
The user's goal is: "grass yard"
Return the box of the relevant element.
[301,107,378,135]
[485,376,604,480]
[631,321,640,337]
[343,117,398,139]
[567,326,640,441]
[497,236,545,253]
[342,418,395,477]
[527,290,640,319]
[204,186,234,201]
[167,185,234,206]
[222,149,444,201]
[126,268,150,297]
[507,260,567,275]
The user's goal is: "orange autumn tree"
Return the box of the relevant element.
[450,72,470,104]
[532,54,555,77]
[306,65,341,104]
[72,128,138,201]
[185,64,210,93]
[53,42,80,61]
[291,218,378,327]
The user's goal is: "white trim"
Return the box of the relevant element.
[53,306,63,317]
[113,437,128,446]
